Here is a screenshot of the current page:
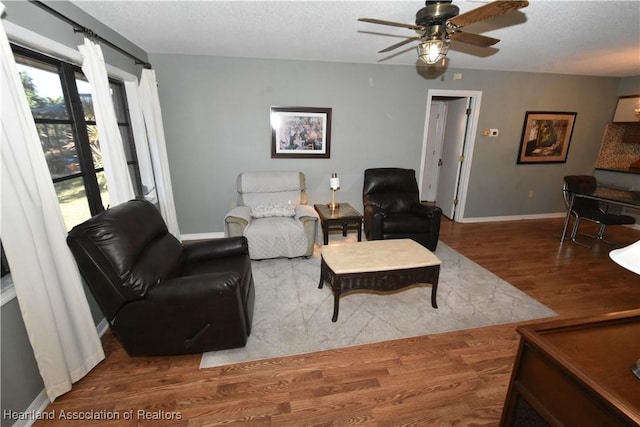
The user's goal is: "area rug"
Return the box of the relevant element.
[200,238,556,369]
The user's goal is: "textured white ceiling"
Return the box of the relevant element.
[70,0,640,77]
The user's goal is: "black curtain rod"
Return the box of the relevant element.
[29,0,152,69]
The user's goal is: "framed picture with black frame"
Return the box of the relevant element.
[270,106,332,159]
[517,111,577,164]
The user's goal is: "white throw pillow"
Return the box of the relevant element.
[250,202,296,218]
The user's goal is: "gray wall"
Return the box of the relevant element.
[150,53,622,234]
[2,2,148,424]
[617,75,640,97]
[1,300,44,427]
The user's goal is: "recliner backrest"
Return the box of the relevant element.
[67,199,184,320]
[236,171,306,208]
[363,168,420,213]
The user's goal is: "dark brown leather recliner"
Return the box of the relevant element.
[67,199,255,356]
[363,168,442,251]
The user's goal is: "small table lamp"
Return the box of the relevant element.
[329,173,340,210]
[609,240,640,379]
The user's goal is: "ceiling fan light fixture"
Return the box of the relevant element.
[360,0,530,65]
[418,39,450,64]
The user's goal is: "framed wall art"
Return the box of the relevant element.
[517,111,577,164]
[270,106,332,159]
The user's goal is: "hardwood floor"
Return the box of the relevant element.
[35,218,640,426]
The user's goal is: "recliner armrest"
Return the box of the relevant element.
[295,204,319,220]
[364,205,387,240]
[410,203,442,218]
[183,236,249,262]
[365,204,387,216]
[225,206,251,237]
[145,272,243,303]
[226,206,252,222]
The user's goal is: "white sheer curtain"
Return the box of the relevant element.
[78,37,135,206]
[139,68,181,237]
[0,3,104,402]
[125,80,157,203]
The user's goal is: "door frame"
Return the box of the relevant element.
[418,89,482,222]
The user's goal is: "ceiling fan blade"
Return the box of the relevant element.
[448,0,529,28]
[449,31,500,48]
[358,18,425,32]
[379,37,421,53]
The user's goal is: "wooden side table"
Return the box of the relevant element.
[313,203,363,245]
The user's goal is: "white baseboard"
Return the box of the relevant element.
[460,213,639,230]
[182,216,640,235]
[96,317,109,337]
[10,390,50,427]
[460,212,567,223]
[183,215,567,235]
[180,232,225,241]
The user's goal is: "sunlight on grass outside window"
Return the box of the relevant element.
[54,173,109,230]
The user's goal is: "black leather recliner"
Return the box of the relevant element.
[363,168,442,251]
[67,199,255,356]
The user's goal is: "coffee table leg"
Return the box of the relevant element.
[431,270,439,308]
[431,282,438,308]
[318,260,326,289]
[332,291,340,322]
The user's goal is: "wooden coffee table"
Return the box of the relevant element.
[318,239,441,322]
[314,203,363,245]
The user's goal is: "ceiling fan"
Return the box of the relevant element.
[358,0,529,65]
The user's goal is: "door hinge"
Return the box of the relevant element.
[466,108,471,115]
[453,198,459,206]
[438,159,443,166]
[459,155,464,162]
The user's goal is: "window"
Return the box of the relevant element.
[0,240,14,307]
[0,241,9,278]
[11,45,142,230]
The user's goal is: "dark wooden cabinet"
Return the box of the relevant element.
[500,310,640,426]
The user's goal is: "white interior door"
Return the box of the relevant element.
[436,97,469,219]
[420,101,446,202]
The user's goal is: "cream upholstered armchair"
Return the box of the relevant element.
[225,171,319,260]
